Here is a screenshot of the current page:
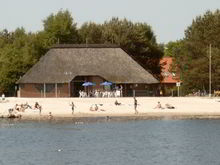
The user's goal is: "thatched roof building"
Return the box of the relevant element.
[17,44,158,97]
[18,44,157,84]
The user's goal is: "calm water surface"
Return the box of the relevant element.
[0,119,220,165]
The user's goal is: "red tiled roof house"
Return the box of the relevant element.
[160,57,180,96]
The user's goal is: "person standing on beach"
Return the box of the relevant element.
[35,102,42,115]
[120,85,123,97]
[134,97,138,114]
[1,93,5,101]
[70,102,76,114]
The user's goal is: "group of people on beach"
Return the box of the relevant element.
[89,104,105,112]
[8,102,42,118]
[154,102,175,109]
[5,98,175,119]
[79,85,123,98]
[114,97,138,114]
[114,98,175,113]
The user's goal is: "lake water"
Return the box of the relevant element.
[0,119,220,165]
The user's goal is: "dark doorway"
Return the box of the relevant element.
[70,76,85,97]
[73,82,84,97]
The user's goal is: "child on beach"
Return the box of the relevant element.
[48,112,53,119]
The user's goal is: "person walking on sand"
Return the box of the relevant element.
[70,102,76,114]
[134,97,138,114]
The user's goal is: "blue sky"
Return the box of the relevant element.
[0,0,220,43]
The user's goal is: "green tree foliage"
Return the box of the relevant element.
[173,10,220,94]
[164,41,182,57]
[43,9,79,44]
[0,28,38,94]
[78,22,103,44]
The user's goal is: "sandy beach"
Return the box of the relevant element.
[1,97,220,121]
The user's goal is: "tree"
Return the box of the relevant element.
[78,22,103,44]
[173,10,220,94]
[43,9,79,44]
[0,28,38,94]
[164,41,182,57]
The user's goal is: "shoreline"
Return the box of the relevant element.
[2,112,220,123]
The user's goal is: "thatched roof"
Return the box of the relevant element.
[17,44,158,84]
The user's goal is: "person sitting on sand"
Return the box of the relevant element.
[20,104,25,112]
[8,107,21,118]
[165,103,175,109]
[90,104,99,111]
[14,104,20,111]
[34,102,39,108]
[154,102,164,109]
[8,108,14,114]
[48,112,53,119]
[24,102,32,109]
[115,100,121,106]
